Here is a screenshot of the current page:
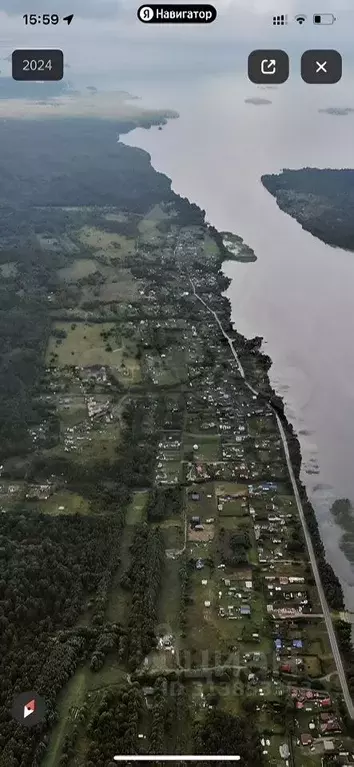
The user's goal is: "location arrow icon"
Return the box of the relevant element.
[63,14,74,25]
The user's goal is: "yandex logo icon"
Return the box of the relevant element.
[23,698,36,719]
[11,691,46,727]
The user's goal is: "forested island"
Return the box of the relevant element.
[261,168,354,251]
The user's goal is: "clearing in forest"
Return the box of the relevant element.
[77,226,135,257]
[46,322,116,367]
[58,258,98,281]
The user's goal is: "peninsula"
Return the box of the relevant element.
[262,168,354,252]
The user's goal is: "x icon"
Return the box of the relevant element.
[315,60,327,73]
[301,49,342,83]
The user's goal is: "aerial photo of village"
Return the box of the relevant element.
[1,115,354,767]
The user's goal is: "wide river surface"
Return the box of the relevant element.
[123,74,354,609]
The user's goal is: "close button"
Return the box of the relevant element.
[301,49,342,83]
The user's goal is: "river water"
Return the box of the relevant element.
[123,74,354,609]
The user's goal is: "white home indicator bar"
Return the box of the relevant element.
[114,758,241,762]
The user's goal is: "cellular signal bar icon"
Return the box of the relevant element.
[273,14,288,25]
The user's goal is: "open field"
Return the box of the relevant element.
[303,655,322,677]
[46,323,141,383]
[58,258,98,281]
[204,232,220,257]
[72,422,120,464]
[47,322,116,367]
[156,556,181,638]
[110,350,142,385]
[144,203,170,222]
[137,215,164,244]
[215,481,249,497]
[26,491,90,516]
[106,529,134,625]
[0,261,17,277]
[103,211,128,223]
[184,434,220,462]
[219,498,248,516]
[42,659,127,767]
[97,268,140,302]
[77,226,135,258]
[186,483,216,518]
[161,519,183,549]
[57,397,87,427]
[145,347,187,386]
[42,667,87,767]
[219,515,247,529]
[126,490,148,525]
[38,234,80,255]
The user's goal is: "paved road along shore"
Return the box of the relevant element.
[190,278,354,719]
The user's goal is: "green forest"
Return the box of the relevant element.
[262,168,354,251]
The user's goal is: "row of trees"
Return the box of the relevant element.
[194,709,264,764]
[179,555,193,635]
[121,524,165,670]
[146,486,182,522]
[85,684,144,766]
[273,403,345,612]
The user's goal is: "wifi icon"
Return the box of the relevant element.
[295,14,307,24]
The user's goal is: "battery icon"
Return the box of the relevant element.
[313,13,336,24]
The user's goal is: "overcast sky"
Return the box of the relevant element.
[0,0,352,82]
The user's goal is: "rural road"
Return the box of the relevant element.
[190,278,354,719]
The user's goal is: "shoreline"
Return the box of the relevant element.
[118,127,351,620]
[118,120,354,703]
[261,168,354,254]
[209,222,347,605]
[207,222,354,717]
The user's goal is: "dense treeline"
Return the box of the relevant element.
[261,168,354,251]
[0,512,123,767]
[27,454,131,509]
[297,489,343,608]
[0,120,175,210]
[0,241,60,456]
[194,709,264,764]
[117,399,159,488]
[171,681,190,753]
[121,524,165,669]
[173,196,205,227]
[219,529,251,567]
[264,391,345,611]
[179,555,193,635]
[149,677,167,754]
[335,621,354,698]
[146,486,182,521]
[85,684,144,766]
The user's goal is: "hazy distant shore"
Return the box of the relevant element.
[0,88,178,124]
